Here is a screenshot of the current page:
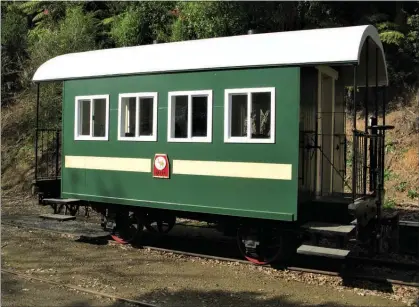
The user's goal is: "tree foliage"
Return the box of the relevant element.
[103,2,176,46]
[1,2,28,104]
[1,1,419,110]
[24,5,99,126]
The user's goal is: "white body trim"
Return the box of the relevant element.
[117,92,158,141]
[315,68,337,195]
[330,77,336,192]
[315,65,339,80]
[167,90,213,143]
[74,94,109,141]
[224,87,275,144]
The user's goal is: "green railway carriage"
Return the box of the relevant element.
[62,67,299,222]
[32,25,396,264]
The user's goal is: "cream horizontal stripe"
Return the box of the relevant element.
[173,160,292,180]
[64,156,292,180]
[65,156,151,173]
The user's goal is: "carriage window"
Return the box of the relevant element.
[118,92,158,141]
[251,92,271,139]
[224,88,275,143]
[75,95,109,141]
[93,98,107,137]
[192,96,208,137]
[230,94,247,137]
[80,100,91,136]
[168,90,212,143]
[173,95,188,138]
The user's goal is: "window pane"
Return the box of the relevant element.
[192,96,208,137]
[139,97,153,136]
[230,94,247,137]
[173,95,188,138]
[121,97,136,137]
[93,98,106,137]
[79,100,91,136]
[251,92,271,139]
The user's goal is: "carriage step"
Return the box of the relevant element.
[42,198,80,205]
[297,244,350,259]
[301,222,355,235]
[39,214,76,221]
[348,195,376,214]
[351,211,400,226]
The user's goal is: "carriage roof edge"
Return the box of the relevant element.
[32,25,388,87]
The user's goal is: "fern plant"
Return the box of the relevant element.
[377,21,405,46]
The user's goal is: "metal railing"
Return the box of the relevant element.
[352,128,385,201]
[352,130,368,200]
[299,128,384,202]
[35,128,61,180]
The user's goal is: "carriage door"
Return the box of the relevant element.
[316,66,338,196]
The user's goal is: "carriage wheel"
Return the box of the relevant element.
[110,211,143,244]
[66,204,79,216]
[143,212,176,234]
[236,226,283,265]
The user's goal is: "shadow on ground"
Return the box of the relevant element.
[1,278,404,307]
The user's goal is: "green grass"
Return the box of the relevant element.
[384,169,397,182]
[384,198,396,209]
[395,181,408,192]
[407,189,419,199]
[385,141,396,154]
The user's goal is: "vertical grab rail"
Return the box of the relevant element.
[352,130,358,201]
[55,130,60,178]
[35,84,40,181]
[369,118,378,192]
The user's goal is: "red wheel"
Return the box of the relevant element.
[110,211,143,244]
[111,235,127,244]
[243,255,273,265]
[236,226,283,265]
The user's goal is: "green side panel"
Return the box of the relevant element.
[62,67,301,221]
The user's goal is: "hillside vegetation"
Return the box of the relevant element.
[1,1,418,206]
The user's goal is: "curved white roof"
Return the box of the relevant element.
[32,25,388,85]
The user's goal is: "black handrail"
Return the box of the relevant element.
[35,128,61,180]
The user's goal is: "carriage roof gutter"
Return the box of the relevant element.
[32,25,388,86]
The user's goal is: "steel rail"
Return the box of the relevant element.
[139,246,419,288]
[2,269,158,307]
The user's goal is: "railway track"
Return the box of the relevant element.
[2,269,157,307]
[2,217,419,289]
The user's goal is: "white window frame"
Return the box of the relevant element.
[117,92,158,142]
[74,94,109,141]
[224,87,275,144]
[167,90,213,143]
